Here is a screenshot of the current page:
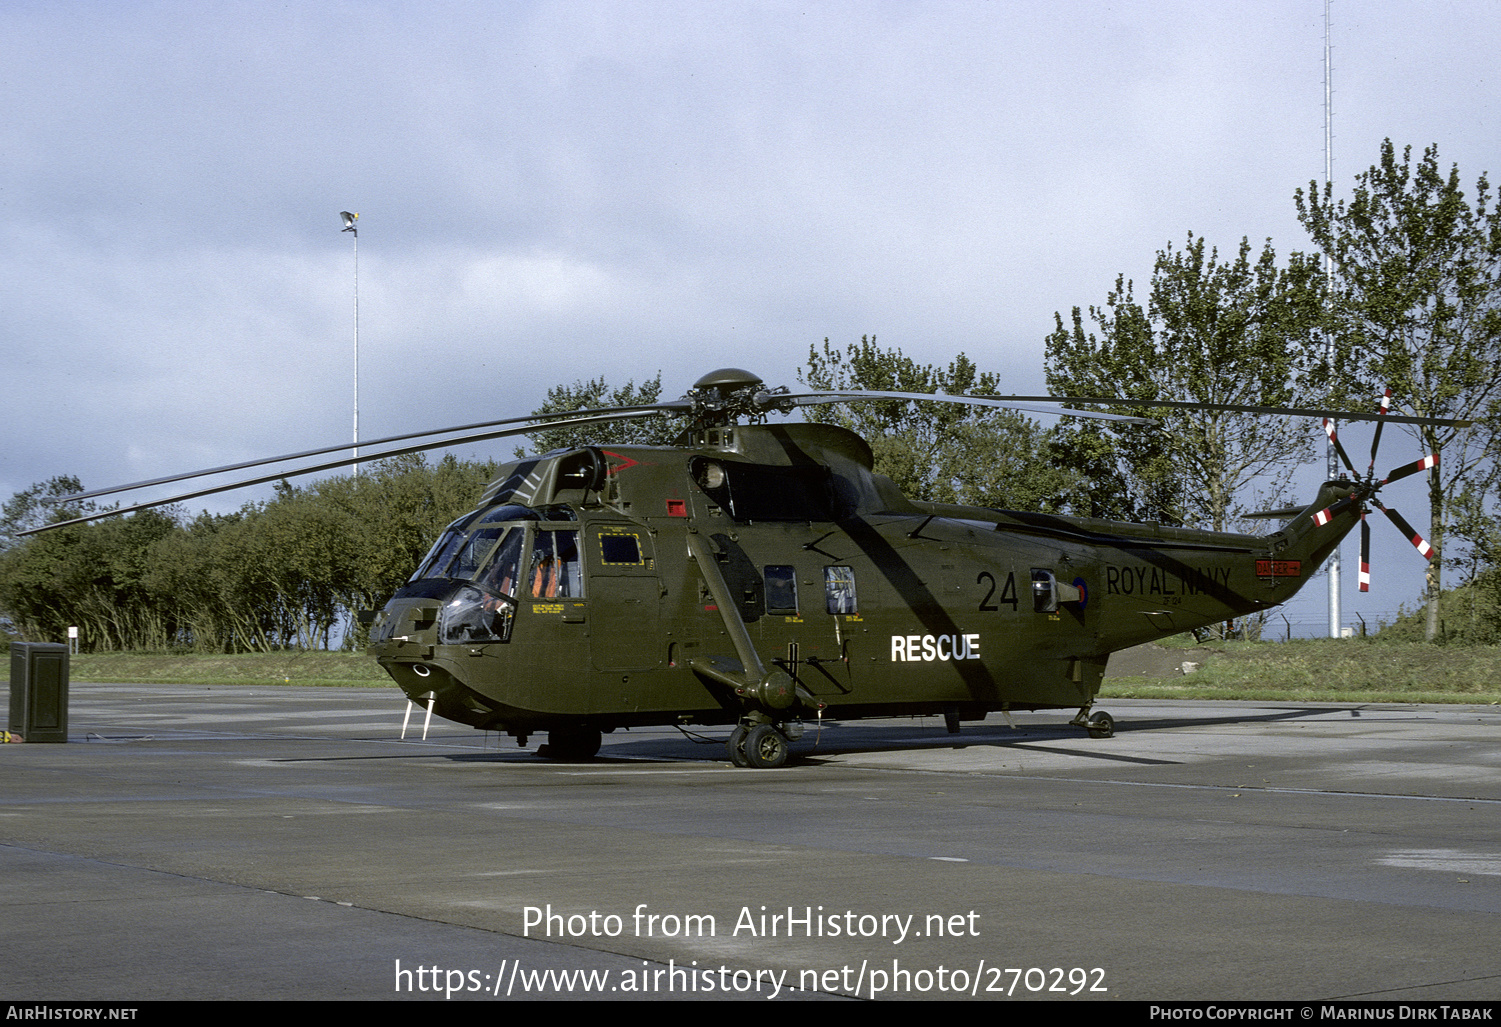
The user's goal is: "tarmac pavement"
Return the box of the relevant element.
[3,682,1499,1002]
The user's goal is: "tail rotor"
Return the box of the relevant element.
[1320,391,1437,593]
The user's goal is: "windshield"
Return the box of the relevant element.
[409,503,541,585]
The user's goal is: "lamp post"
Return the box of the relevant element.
[340,211,359,475]
[1322,3,1339,638]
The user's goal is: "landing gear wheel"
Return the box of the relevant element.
[1087,711,1115,739]
[743,724,789,769]
[726,725,751,767]
[542,724,602,761]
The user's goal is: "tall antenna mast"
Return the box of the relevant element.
[1323,0,1340,638]
[340,211,360,476]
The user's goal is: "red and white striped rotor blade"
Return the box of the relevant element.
[1358,513,1371,592]
[1312,496,1355,527]
[1373,500,1434,561]
[1381,452,1438,486]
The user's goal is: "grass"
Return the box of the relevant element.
[1101,637,1501,705]
[10,639,1501,704]
[61,650,389,688]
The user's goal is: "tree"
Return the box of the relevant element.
[799,336,1077,510]
[144,512,250,652]
[1046,234,1327,533]
[0,456,508,652]
[0,476,92,550]
[1045,289,1181,524]
[0,499,182,650]
[1297,141,1501,640]
[310,453,501,646]
[518,375,684,456]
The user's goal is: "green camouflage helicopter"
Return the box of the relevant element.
[37,369,1458,768]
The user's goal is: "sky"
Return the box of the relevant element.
[4,0,1498,635]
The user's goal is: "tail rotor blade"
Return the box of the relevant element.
[1373,499,1434,561]
[1381,452,1438,486]
[1358,513,1371,592]
[1312,495,1356,527]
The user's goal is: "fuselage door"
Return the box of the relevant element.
[588,525,662,672]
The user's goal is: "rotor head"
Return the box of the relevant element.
[684,368,792,428]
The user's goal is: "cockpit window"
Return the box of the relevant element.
[411,517,470,582]
[529,530,581,597]
[474,528,527,597]
[445,526,508,583]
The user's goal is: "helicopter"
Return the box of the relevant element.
[30,368,1463,768]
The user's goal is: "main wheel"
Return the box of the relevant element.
[726,725,751,767]
[743,724,789,769]
[543,724,602,760]
[1087,711,1114,739]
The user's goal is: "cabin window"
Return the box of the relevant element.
[530,530,582,598]
[598,531,644,566]
[764,565,798,614]
[824,566,857,615]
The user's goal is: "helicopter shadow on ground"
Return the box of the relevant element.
[438,704,1348,769]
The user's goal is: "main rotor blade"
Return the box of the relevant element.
[779,390,1154,424]
[1323,418,1358,477]
[964,394,1471,428]
[1368,389,1392,475]
[53,401,691,506]
[21,409,663,535]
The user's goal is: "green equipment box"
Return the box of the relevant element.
[9,642,69,743]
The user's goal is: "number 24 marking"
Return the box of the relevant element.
[976,571,1017,611]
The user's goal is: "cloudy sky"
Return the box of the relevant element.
[5,0,1497,632]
